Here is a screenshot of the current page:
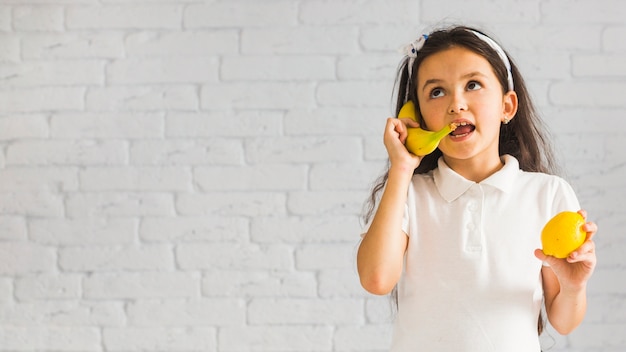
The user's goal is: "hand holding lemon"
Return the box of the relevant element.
[541,211,587,259]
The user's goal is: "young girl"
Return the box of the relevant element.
[357,25,597,351]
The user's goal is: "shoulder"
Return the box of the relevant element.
[516,170,580,211]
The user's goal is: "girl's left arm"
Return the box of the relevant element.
[534,209,598,335]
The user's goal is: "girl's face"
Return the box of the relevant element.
[416,46,517,170]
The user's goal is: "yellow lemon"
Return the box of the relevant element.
[541,211,586,259]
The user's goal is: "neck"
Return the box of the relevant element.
[442,154,504,183]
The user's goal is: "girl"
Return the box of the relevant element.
[357,25,597,351]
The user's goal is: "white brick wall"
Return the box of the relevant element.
[0,0,624,351]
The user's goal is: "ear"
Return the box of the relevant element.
[502,90,518,122]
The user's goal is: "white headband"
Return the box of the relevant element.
[468,30,514,92]
[399,30,514,92]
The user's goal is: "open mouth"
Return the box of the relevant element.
[450,122,475,138]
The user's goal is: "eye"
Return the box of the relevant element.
[467,81,482,91]
[429,88,445,99]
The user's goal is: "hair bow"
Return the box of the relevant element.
[398,34,428,76]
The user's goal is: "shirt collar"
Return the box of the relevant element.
[433,154,520,202]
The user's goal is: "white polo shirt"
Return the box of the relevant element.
[391,155,580,352]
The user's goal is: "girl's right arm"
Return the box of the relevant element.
[357,117,420,295]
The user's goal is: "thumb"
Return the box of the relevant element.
[534,248,548,262]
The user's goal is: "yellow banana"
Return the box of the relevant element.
[397,101,457,156]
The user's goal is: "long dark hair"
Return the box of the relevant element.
[363,25,559,336]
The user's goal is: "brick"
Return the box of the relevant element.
[222,55,335,81]
[139,216,248,243]
[166,111,282,138]
[202,270,317,298]
[66,5,182,29]
[185,1,297,28]
[201,82,315,109]
[0,242,56,275]
[573,54,626,77]
[423,0,540,23]
[66,192,174,218]
[498,24,602,51]
[295,244,356,270]
[79,166,191,191]
[301,0,419,25]
[0,87,84,112]
[541,0,626,24]
[364,134,388,161]
[337,54,399,79]
[59,245,173,272]
[83,272,200,299]
[0,301,125,326]
[287,190,367,215]
[13,6,64,32]
[51,112,163,138]
[284,107,387,136]
[0,278,12,303]
[22,32,125,59]
[219,326,332,352]
[0,60,104,87]
[0,7,9,32]
[334,325,392,351]
[514,51,570,80]
[0,114,48,140]
[107,57,218,84]
[360,25,426,52]
[127,298,245,326]
[86,85,198,111]
[242,26,359,54]
[0,216,27,240]
[130,139,244,166]
[30,217,136,245]
[365,296,395,324]
[604,27,626,52]
[0,327,100,351]
[126,30,238,56]
[319,269,364,298]
[310,162,387,190]
[252,215,360,244]
[0,192,64,217]
[6,140,128,166]
[0,34,19,63]
[104,327,216,351]
[0,167,78,191]
[248,298,363,325]
[317,81,392,107]
[14,274,81,300]
[194,164,307,191]
[586,294,626,323]
[567,323,626,348]
[587,268,626,295]
[245,136,362,163]
[177,243,293,270]
[550,81,626,107]
[176,192,287,217]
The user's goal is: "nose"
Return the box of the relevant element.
[448,92,468,114]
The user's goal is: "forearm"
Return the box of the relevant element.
[357,167,413,295]
[546,286,587,335]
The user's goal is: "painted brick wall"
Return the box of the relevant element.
[0,0,624,351]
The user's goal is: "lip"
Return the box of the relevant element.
[448,119,475,141]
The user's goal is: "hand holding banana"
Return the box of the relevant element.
[397,101,457,156]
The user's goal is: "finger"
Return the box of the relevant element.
[534,248,548,262]
[399,118,420,129]
[583,221,598,240]
[578,209,587,220]
[567,240,596,262]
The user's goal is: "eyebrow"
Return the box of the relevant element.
[421,71,488,92]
